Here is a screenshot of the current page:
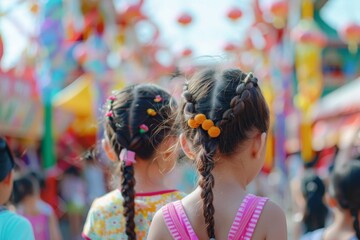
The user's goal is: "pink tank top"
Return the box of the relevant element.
[162,194,268,240]
[23,213,49,240]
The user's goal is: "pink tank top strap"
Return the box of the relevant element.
[162,200,198,240]
[228,194,268,240]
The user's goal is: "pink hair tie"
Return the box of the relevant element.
[108,96,116,101]
[105,111,113,117]
[119,148,136,166]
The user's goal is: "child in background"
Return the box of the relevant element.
[60,166,86,240]
[83,84,185,240]
[302,160,360,240]
[148,68,287,239]
[0,137,35,240]
[29,171,62,240]
[13,174,62,240]
[301,170,329,234]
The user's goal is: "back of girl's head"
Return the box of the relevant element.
[104,84,176,240]
[178,67,269,239]
[330,160,360,239]
[301,170,328,233]
[13,175,35,205]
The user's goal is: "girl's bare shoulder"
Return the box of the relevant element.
[254,200,288,240]
[147,207,173,240]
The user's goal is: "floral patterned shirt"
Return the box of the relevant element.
[82,189,185,240]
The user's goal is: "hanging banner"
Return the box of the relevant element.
[0,69,43,139]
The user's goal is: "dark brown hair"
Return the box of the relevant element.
[178,68,269,239]
[330,160,360,239]
[104,84,176,240]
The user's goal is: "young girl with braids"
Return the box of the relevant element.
[301,160,360,240]
[148,68,287,240]
[82,84,185,240]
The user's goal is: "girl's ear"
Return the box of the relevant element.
[3,170,13,185]
[253,132,267,159]
[180,134,195,160]
[102,139,118,162]
[325,193,338,208]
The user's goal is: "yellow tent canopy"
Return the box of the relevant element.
[52,74,96,117]
[52,74,97,135]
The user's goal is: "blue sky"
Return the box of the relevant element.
[1,0,360,70]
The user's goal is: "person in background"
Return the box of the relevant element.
[300,170,329,235]
[60,166,86,240]
[29,171,62,240]
[0,137,35,240]
[83,150,106,207]
[302,160,360,240]
[83,84,185,240]
[148,68,287,239]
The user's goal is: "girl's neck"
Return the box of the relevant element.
[133,159,169,193]
[333,210,355,230]
[211,157,249,191]
[20,200,39,215]
[324,209,355,240]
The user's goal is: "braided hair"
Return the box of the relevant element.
[330,160,360,239]
[179,68,269,239]
[104,84,176,240]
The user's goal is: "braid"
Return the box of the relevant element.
[184,84,217,239]
[219,74,259,128]
[198,138,217,239]
[351,209,360,239]
[107,99,137,239]
[121,164,136,240]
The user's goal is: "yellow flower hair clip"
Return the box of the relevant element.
[187,113,221,138]
[147,108,157,117]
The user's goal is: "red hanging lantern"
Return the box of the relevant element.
[223,43,237,52]
[227,7,242,21]
[340,23,360,54]
[177,13,192,26]
[181,48,192,57]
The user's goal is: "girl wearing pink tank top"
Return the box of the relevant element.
[148,69,287,239]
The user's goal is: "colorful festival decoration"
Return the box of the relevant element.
[292,0,326,163]
[340,23,360,54]
[227,7,243,22]
[269,1,288,29]
[177,12,193,26]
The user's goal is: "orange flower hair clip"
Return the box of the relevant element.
[187,113,221,138]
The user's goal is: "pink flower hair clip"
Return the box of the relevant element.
[108,96,116,102]
[105,111,113,117]
[139,124,149,134]
[154,95,162,103]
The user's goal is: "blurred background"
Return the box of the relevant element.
[0,0,360,239]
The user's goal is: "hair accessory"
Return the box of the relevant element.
[108,96,116,102]
[244,72,253,83]
[187,113,221,138]
[139,124,149,134]
[194,114,206,124]
[147,108,157,117]
[154,95,162,103]
[202,119,214,131]
[119,148,136,166]
[105,111,113,117]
